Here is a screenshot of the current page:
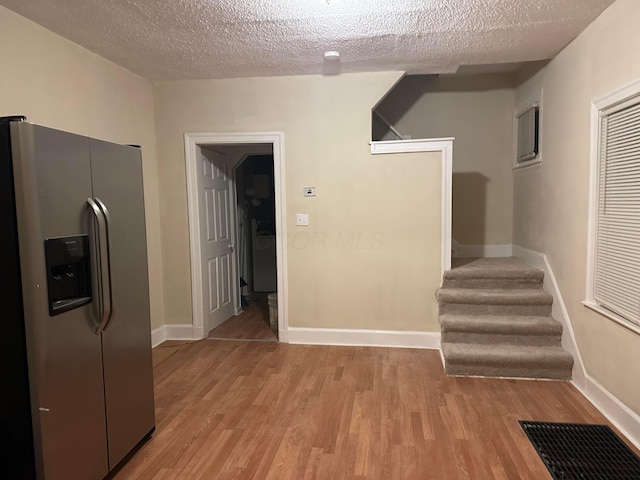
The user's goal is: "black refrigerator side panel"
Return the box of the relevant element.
[0,119,36,479]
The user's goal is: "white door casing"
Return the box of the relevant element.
[197,148,236,333]
[185,132,287,342]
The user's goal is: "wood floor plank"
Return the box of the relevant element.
[113,340,639,480]
[207,294,277,341]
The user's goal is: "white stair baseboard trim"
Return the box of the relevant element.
[577,375,640,451]
[451,239,513,258]
[151,324,204,348]
[287,327,441,349]
[512,245,586,388]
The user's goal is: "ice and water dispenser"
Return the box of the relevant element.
[44,235,92,316]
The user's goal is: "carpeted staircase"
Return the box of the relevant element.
[436,257,573,380]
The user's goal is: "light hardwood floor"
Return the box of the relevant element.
[113,340,637,479]
[208,295,277,341]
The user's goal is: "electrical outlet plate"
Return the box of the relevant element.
[296,213,309,226]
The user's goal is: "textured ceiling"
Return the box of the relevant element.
[0,0,615,81]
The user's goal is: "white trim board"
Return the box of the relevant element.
[370,138,453,275]
[151,324,200,348]
[512,245,586,388]
[151,325,166,348]
[287,327,441,349]
[154,325,441,350]
[184,132,289,343]
[451,239,513,258]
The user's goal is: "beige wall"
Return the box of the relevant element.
[154,72,444,332]
[0,7,165,328]
[513,0,640,414]
[376,75,515,246]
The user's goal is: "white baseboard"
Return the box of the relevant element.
[577,375,640,450]
[287,327,441,349]
[511,245,586,388]
[151,325,167,347]
[278,327,289,343]
[153,324,440,350]
[151,324,203,348]
[451,239,513,258]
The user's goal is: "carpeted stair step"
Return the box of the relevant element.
[437,288,553,316]
[437,257,574,381]
[442,277,543,289]
[440,314,563,346]
[444,257,544,289]
[442,343,573,380]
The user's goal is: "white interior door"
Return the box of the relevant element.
[198,147,236,332]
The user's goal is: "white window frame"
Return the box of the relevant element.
[584,78,640,336]
[513,89,543,170]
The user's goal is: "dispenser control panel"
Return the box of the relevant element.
[44,235,92,316]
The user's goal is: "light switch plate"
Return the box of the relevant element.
[296,213,309,226]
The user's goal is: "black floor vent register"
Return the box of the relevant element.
[519,421,640,479]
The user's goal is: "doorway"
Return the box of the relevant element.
[184,133,288,342]
[210,152,277,341]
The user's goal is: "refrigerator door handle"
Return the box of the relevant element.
[87,198,112,334]
[94,198,114,330]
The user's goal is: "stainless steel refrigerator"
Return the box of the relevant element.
[1,116,155,479]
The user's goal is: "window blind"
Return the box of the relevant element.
[517,106,539,163]
[594,100,640,326]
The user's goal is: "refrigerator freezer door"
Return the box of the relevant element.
[89,138,155,469]
[10,122,109,480]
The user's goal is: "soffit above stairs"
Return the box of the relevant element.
[0,0,615,81]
